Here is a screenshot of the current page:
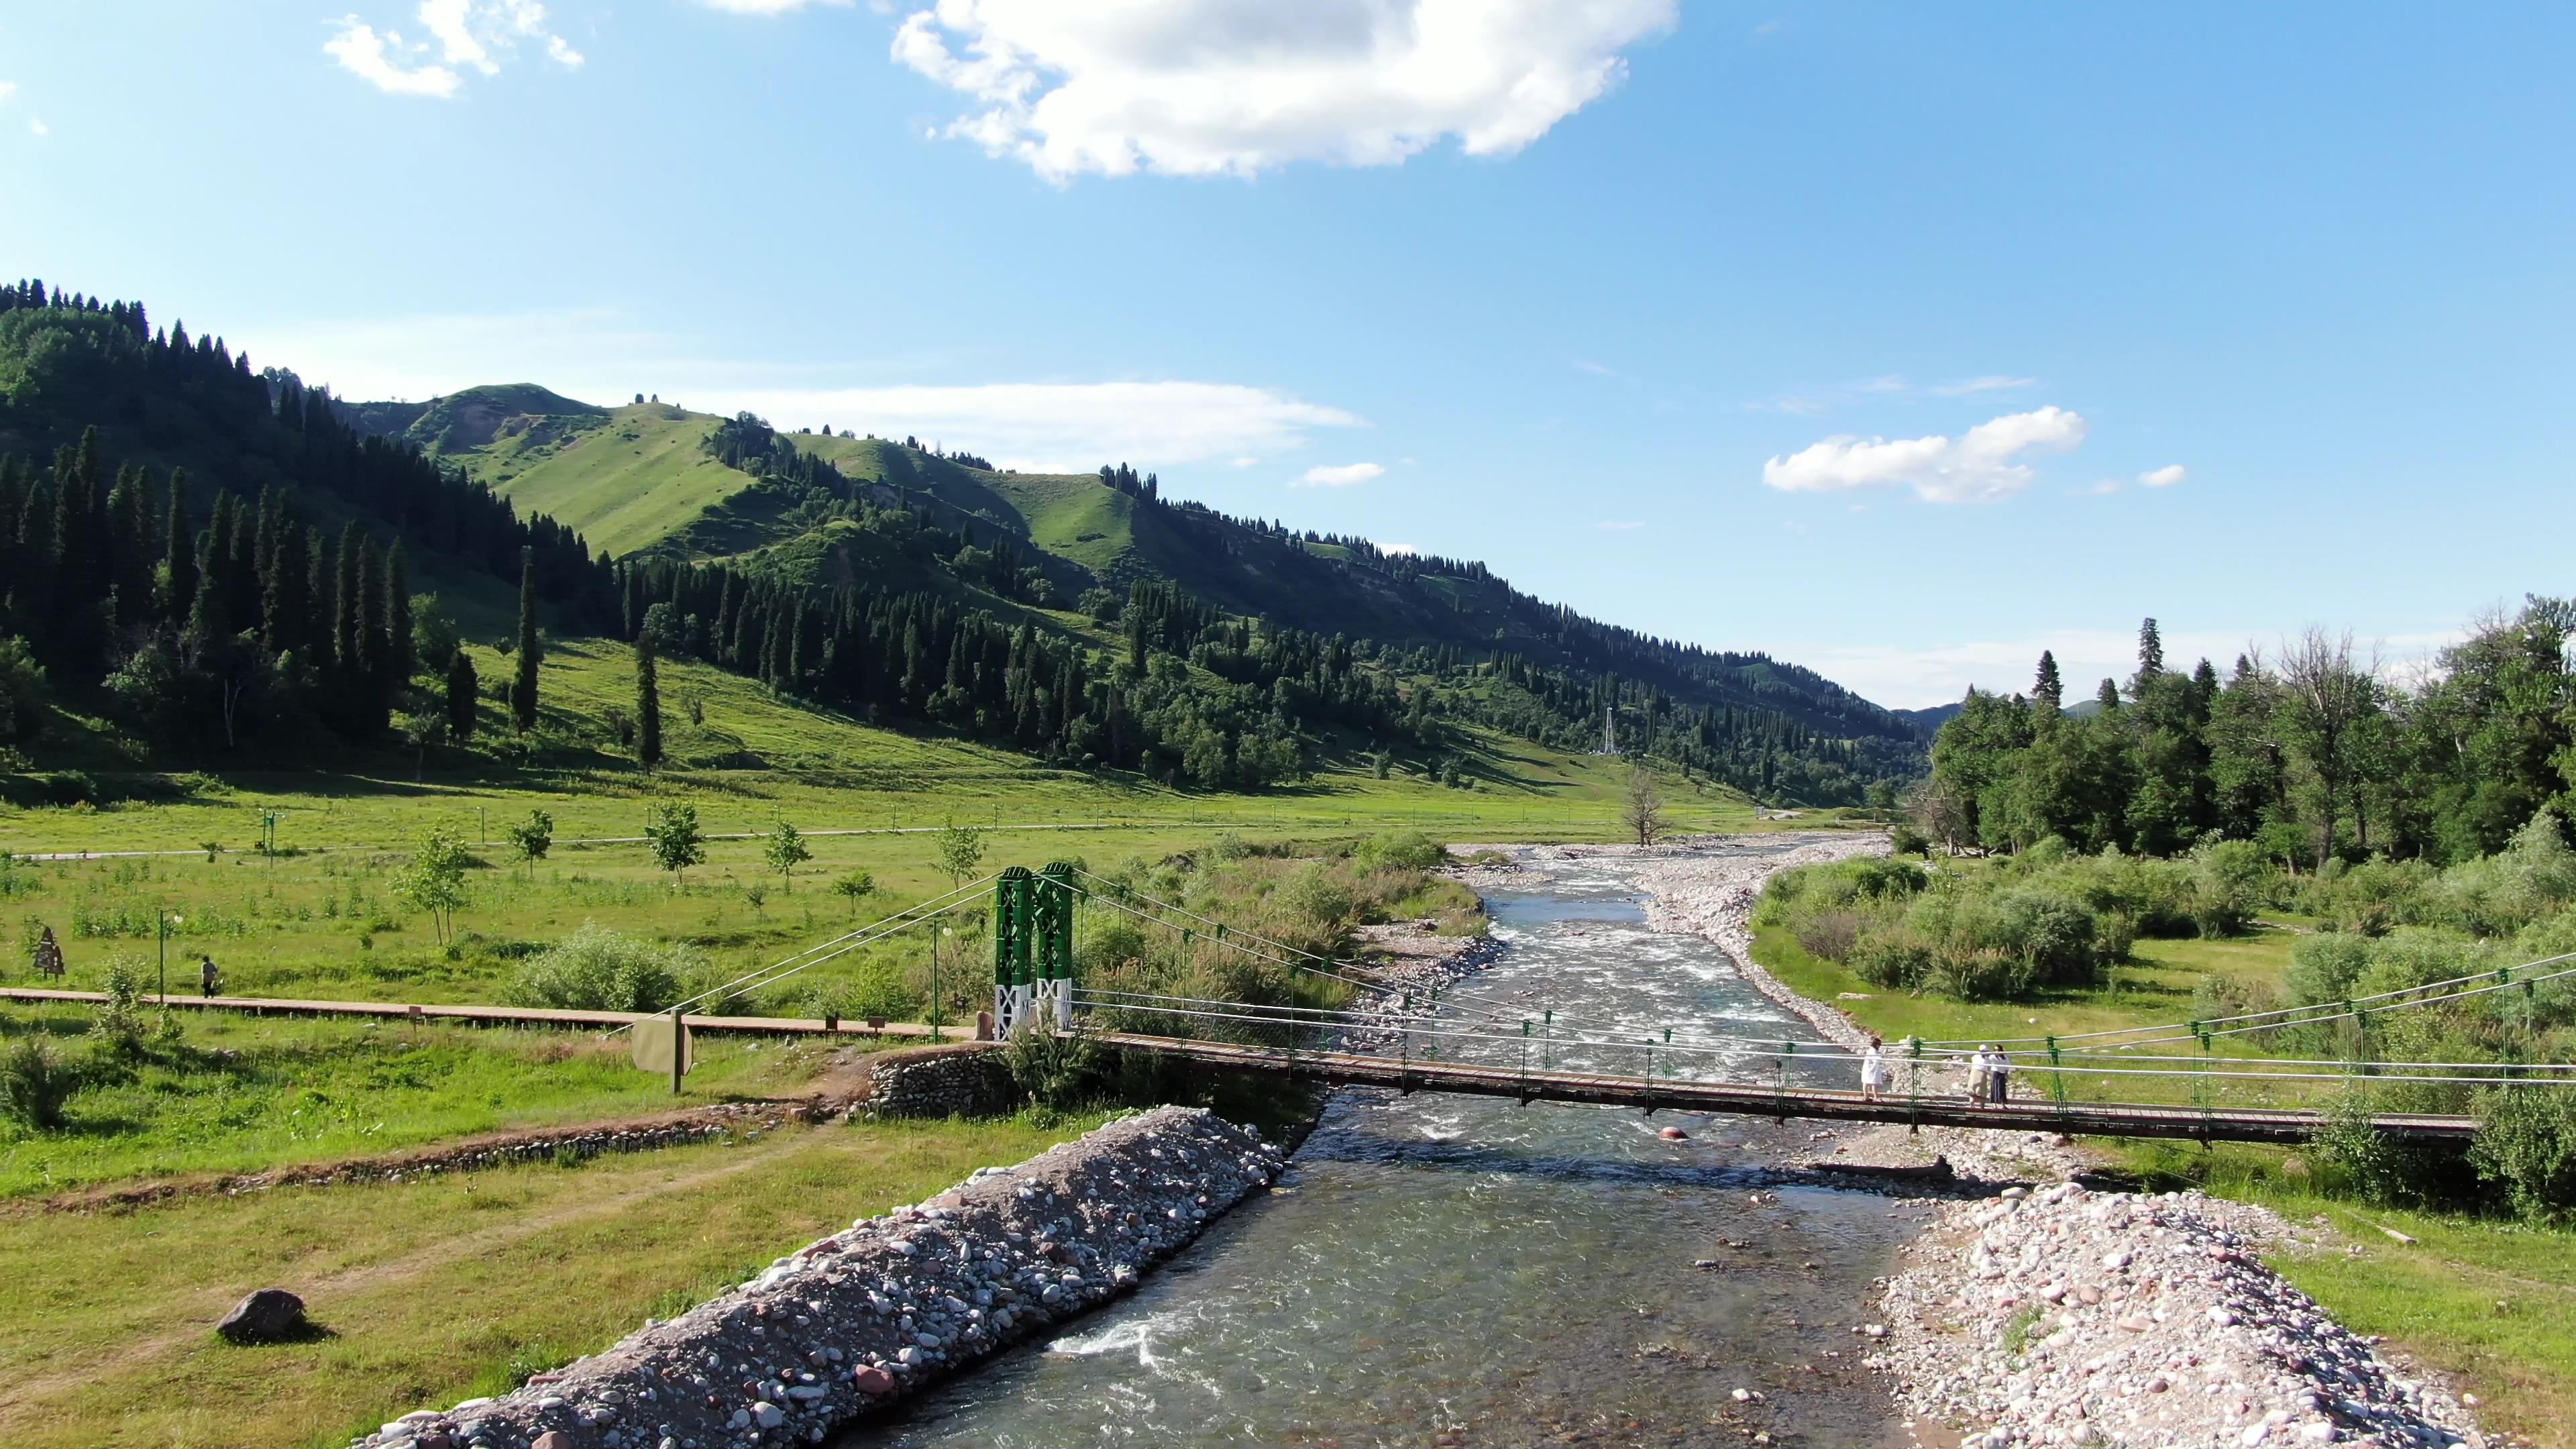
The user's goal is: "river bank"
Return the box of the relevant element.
[345,1107,1284,1449]
[1505,835,2505,1449]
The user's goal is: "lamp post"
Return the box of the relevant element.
[934,926,957,1038]
[156,910,182,1005]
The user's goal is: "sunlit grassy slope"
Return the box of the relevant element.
[454,402,751,557]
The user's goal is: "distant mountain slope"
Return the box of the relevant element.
[370,386,1921,743]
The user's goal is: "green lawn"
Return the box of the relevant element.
[468,404,755,557]
[0,1006,853,1199]
[0,1114,1114,1449]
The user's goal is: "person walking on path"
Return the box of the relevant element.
[1858,1035,1888,1102]
[199,953,221,998]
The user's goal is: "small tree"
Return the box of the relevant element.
[830,870,877,917]
[392,826,471,943]
[765,818,810,892]
[932,819,987,890]
[506,808,554,868]
[0,1036,70,1130]
[1621,764,1667,848]
[646,802,706,886]
[511,547,541,733]
[400,706,447,782]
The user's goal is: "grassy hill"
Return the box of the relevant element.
[376,387,1923,753]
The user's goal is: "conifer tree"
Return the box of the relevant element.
[512,546,541,733]
[106,464,150,629]
[446,649,479,741]
[384,540,414,690]
[161,471,195,627]
[333,520,364,675]
[2137,616,2165,682]
[2032,649,2063,723]
[634,629,663,771]
[2096,678,2122,712]
[356,533,388,734]
[263,517,304,656]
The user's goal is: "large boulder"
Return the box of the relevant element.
[216,1288,307,1344]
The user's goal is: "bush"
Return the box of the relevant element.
[1004,1026,1106,1113]
[504,923,704,1014]
[0,1036,70,1130]
[1352,830,1445,873]
[2188,839,2271,937]
[2469,1087,2576,1223]
[1889,823,1932,857]
[1849,931,1931,989]
[1792,908,1864,963]
[93,958,151,1057]
[2286,933,2372,1008]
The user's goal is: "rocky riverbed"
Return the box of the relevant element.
[1455,836,2499,1448]
[1872,1182,2490,1449]
[347,1107,1283,1449]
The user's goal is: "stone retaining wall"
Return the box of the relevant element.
[352,1106,1284,1449]
[863,1042,1016,1119]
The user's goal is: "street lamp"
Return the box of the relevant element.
[157,910,183,1005]
[932,926,956,1038]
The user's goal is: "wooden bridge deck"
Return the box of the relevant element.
[1091,1032,2481,1145]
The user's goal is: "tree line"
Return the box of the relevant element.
[1922,609,2576,867]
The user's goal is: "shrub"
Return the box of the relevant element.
[2286,934,2372,1008]
[1793,909,1864,963]
[504,923,703,1014]
[93,958,151,1057]
[2188,839,2271,937]
[1004,1025,1105,1113]
[1889,823,1932,857]
[1352,830,1444,873]
[1849,931,1932,989]
[0,1036,70,1130]
[2469,1087,2576,1224]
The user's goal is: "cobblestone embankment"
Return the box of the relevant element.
[350,1106,1285,1449]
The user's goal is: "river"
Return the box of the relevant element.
[843,840,1920,1448]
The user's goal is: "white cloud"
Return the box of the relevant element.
[2076,478,2121,496]
[1932,374,2038,397]
[325,21,462,97]
[731,382,1362,472]
[1379,541,1421,555]
[28,118,47,138]
[1295,461,1385,488]
[1780,626,2463,712]
[2139,463,2188,488]
[328,1,579,96]
[890,0,1678,180]
[1761,405,2090,504]
[1573,358,1615,377]
[1748,374,1909,416]
[700,0,846,11]
[0,82,17,105]
[245,308,1365,472]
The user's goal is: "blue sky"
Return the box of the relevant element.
[5,3,2571,708]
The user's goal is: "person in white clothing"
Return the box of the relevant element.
[1858,1034,1888,1101]
[1985,1044,2011,1104]
[1964,1046,1991,1105]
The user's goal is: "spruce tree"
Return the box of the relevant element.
[333,521,364,676]
[384,540,415,690]
[161,471,195,627]
[263,518,304,656]
[634,630,663,771]
[2096,678,2122,712]
[2032,649,2063,723]
[445,649,479,741]
[2137,616,2165,681]
[356,534,388,734]
[106,464,151,629]
[512,546,541,733]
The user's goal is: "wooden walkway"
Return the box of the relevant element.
[1091,1032,2482,1145]
[0,987,976,1040]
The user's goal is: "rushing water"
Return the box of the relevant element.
[845,842,1917,1448]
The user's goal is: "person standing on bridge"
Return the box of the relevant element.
[1964,1045,1992,1105]
[1983,1044,2010,1105]
[1858,1035,1888,1101]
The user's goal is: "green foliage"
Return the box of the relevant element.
[1002,1026,1106,1113]
[1350,830,1444,873]
[931,820,986,890]
[0,635,46,743]
[390,827,470,943]
[93,957,151,1058]
[0,1036,70,1130]
[2470,1087,2576,1224]
[644,803,705,882]
[502,922,701,1014]
[829,870,877,916]
[763,818,810,888]
[506,808,554,864]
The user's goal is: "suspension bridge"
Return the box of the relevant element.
[615,862,2576,1147]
